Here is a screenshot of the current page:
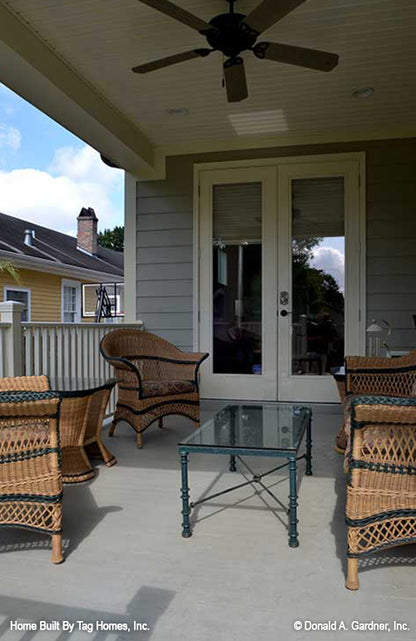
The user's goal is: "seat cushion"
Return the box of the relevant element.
[141,379,196,398]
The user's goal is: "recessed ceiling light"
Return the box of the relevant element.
[166,107,189,116]
[352,87,375,99]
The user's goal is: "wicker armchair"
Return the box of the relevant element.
[0,390,63,563]
[100,329,208,448]
[345,395,416,590]
[335,352,416,452]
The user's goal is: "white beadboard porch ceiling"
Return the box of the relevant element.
[3,0,416,153]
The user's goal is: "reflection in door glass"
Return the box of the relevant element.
[212,183,262,375]
[291,177,345,375]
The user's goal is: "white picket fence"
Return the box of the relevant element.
[0,302,143,416]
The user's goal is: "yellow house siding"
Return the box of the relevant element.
[0,268,61,321]
[0,268,98,322]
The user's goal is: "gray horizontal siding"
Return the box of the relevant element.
[137,229,193,247]
[137,297,193,313]
[365,140,416,351]
[137,246,193,264]
[136,171,193,347]
[138,263,192,281]
[136,138,416,353]
[137,279,192,297]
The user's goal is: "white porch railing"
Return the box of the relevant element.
[0,301,143,416]
[0,322,10,378]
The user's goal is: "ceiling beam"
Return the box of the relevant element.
[0,1,155,176]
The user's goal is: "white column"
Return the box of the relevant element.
[124,172,137,322]
[0,301,24,377]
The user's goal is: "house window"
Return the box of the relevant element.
[4,288,31,321]
[61,280,81,323]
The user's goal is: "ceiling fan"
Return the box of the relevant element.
[131,0,339,103]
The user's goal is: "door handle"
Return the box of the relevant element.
[280,309,292,317]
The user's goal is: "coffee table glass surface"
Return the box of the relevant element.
[178,403,312,548]
[179,403,310,452]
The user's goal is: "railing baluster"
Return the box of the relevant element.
[33,327,41,375]
[56,326,64,379]
[49,327,57,380]
[41,326,48,377]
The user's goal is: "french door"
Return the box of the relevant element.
[277,159,363,402]
[198,166,277,400]
[197,156,364,402]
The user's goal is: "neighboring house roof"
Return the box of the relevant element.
[0,212,123,280]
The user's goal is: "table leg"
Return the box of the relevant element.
[288,456,299,548]
[229,406,237,472]
[180,452,192,538]
[306,414,313,476]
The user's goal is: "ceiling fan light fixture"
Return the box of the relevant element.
[352,87,375,99]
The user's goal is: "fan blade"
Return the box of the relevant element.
[253,41,339,71]
[137,0,212,33]
[243,0,308,35]
[132,48,211,73]
[224,57,248,103]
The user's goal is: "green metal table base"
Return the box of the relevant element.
[179,417,312,548]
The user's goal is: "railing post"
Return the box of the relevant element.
[0,301,24,377]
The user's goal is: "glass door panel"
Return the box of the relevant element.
[213,182,262,375]
[291,177,345,376]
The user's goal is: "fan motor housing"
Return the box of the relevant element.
[204,12,257,58]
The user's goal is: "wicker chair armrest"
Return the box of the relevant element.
[352,395,416,421]
[103,355,140,373]
[345,354,416,397]
[168,352,209,364]
[348,396,416,471]
[0,391,61,417]
[346,355,397,371]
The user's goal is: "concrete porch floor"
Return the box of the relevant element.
[0,401,415,640]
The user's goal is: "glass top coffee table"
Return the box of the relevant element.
[178,403,312,548]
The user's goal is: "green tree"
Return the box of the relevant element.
[97,226,124,252]
[292,237,344,317]
[0,260,21,284]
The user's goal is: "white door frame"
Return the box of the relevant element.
[194,152,366,401]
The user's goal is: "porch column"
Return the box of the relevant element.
[0,301,24,377]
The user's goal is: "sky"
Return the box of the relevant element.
[311,237,345,292]
[0,82,124,237]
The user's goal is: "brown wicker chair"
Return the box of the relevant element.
[0,390,63,563]
[100,329,209,448]
[345,395,416,590]
[335,351,416,453]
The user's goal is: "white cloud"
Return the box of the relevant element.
[0,124,21,150]
[0,145,123,235]
[311,245,345,291]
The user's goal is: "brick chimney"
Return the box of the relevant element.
[77,207,98,255]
